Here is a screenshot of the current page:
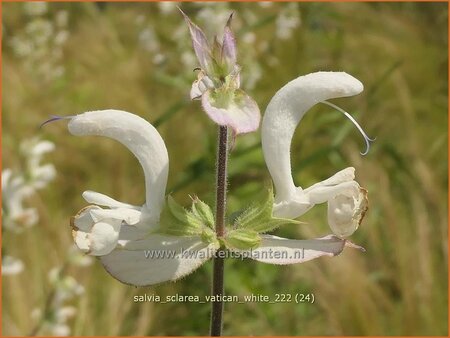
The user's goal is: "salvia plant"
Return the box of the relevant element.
[29,246,92,336]
[2,137,56,276]
[44,10,373,336]
[2,136,90,336]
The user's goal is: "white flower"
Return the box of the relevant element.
[55,306,76,322]
[241,72,370,264]
[48,269,84,304]
[10,36,33,57]
[54,30,69,46]
[55,10,69,27]
[2,256,24,275]
[195,5,233,36]
[25,19,54,46]
[259,2,273,8]
[68,110,218,286]
[21,138,56,189]
[67,245,93,267]
[49,324,70,336]
[31,265,86,336]
[23,2,48,16]
[2,168,38,231]
[2,138,55,231]
[181,50,197,69]
[158,2,178,15]
[138,27,160,53]
[152,53,166,65]
[275,3,301,40]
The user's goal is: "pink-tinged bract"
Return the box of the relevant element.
[201,89,260,135]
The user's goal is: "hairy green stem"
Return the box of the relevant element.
[210,126,228,336]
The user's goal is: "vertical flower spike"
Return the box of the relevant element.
[181,9,260,135]
[65,110,218,285]
[261,72,370,237]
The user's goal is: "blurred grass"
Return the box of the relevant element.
[2,2,448,336]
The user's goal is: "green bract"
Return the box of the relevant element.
[223,229,261,250]
[157,188,304,251]
[191,197,215,229]
[232,187,303,234]
[157,196,218,247]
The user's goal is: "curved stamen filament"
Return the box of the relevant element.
[322,101,376,155]
[39,115,74,129]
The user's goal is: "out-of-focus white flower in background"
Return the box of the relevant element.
[48,268,85,302]
[25,18,54,45]
[2,137,56,276]
[139,27,160,54]
[158,1,178,16]
[2,168,38,231]
[2,256,25,276]
[67,245,94,267]
[9,3,70,81]
[30,264,87,336]
[21,138,56,189]
[134,14,164,65]
[23,1,48,17]
[2,138,56,232]
[259,2,273,8]
[195,4,231,37]
[55,10,68,27]
[276,3,301,40]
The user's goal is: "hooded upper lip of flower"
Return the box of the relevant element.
[261,71,370,239]
[67,110,219,286]
[181,9,260,135]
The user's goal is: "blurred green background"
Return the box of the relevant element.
[2,1,448,336]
